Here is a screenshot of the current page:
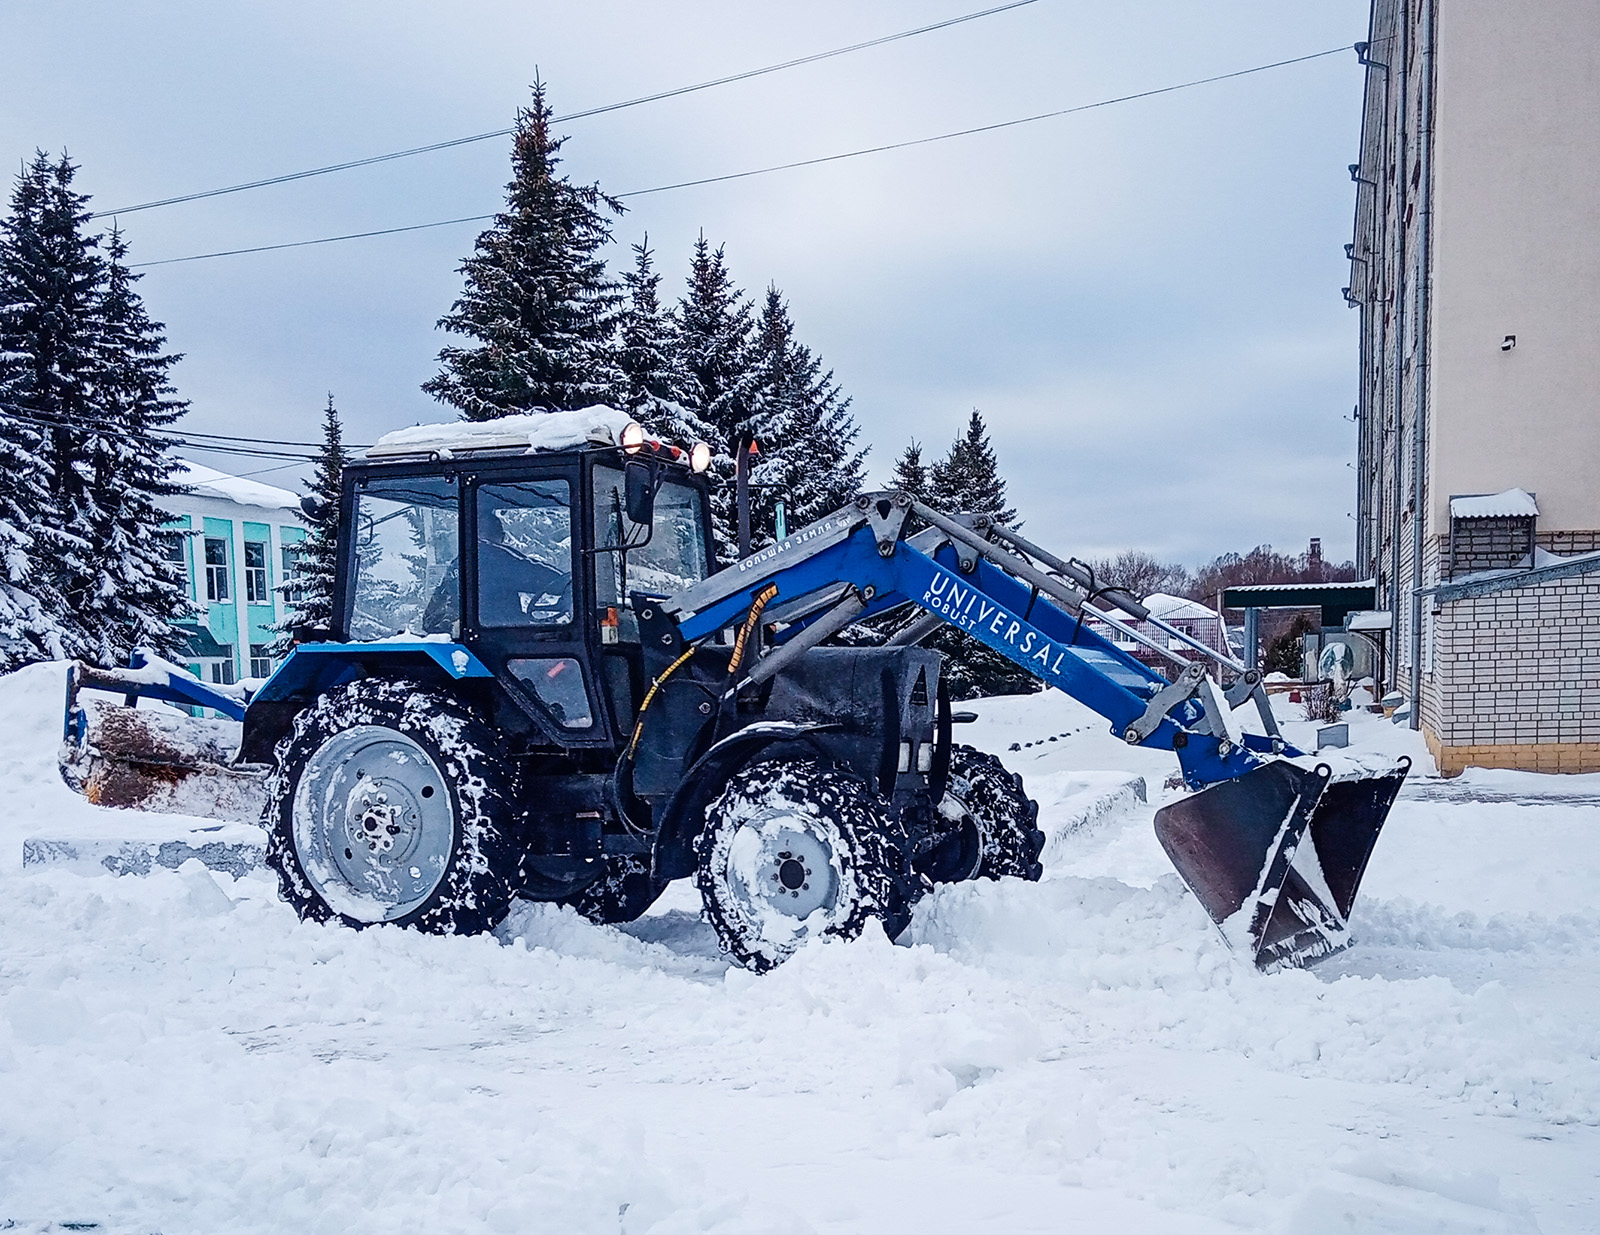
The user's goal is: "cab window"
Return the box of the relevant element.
[476,480,573,628]
[349,476,459,641]
[593,465,709,631]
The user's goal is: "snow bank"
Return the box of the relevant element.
[1,669,1597,1232]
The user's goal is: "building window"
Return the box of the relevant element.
[205,647,236,686]
[204,537,230,602]
[244,540,269,604]
[249,643,274,680]
[281,543,305,604]
[164,533,187,589]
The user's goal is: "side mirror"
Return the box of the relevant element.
[624,460,658,527]
[300,494,333,524]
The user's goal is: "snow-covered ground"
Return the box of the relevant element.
[2,661,1597,1234]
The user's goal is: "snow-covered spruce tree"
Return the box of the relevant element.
[0,166,65,665]
[67,225,191,663]
[675,236,759,562]
[891,440,929,499]
[926,410,1035,699]
[272,394,346,652]
[929,409,1015,526]
[423,80,624,420]
[746,285,865,546]
[0,151,102,663]
[617,235,709,447]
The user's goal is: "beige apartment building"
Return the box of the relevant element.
[1351,0,1600,774]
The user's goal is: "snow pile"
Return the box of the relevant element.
[368,405,634,458]
[1,667,1598,1232]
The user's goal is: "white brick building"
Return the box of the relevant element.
[1350,0,1600,773]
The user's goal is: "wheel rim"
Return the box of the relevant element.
[723,810,843,939]
[292,724,454,922]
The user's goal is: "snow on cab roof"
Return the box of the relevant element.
[173,459,301,511]
[367,406,635,460]
[1449,488,1539,519]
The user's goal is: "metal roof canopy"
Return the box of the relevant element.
[1221,582,1377,628]
[174,622,231,660]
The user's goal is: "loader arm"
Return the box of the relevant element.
[661,491,1408,971]
[665,493,1272,789]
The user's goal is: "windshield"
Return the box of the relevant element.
[593,465,709,625]
[349,476,459,640]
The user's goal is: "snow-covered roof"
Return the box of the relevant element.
[1450,488,1539,519]
[1346,609,1393,632]
[1142,592,1214,622]
[367,406,634,459]
[1225,579,1376,594]
[172,460,301,512]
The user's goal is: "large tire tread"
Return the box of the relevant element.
[696,759,911,971]
[945,744,1044,882]
[264,677,520,935]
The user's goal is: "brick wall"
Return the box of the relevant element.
[1447,516,1534,577]
[1423,571,1600,773]
[1539,529,1600,555]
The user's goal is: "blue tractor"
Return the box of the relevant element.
[64,409,1406,971]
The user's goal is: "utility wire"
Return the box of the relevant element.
[132,214,498,268]
[129,45,1351,271]
[89,0,1040,219]
[620,45,1349,198]
[0,406,370,460]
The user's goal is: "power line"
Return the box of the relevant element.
[620,45,1350,198]
[131,213,497,268]
[129,45,1351,271]
[0,406,370,461]
[89,1,1040,219]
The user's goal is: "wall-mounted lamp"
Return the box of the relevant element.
[1355,41,1390,70]
[1501,335,1516,352]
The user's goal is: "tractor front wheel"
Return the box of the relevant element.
[696,759,910,971]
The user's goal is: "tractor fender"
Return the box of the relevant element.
[239,641,494,764]
[653,720,838,882]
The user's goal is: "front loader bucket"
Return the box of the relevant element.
[1154,756,1408,971]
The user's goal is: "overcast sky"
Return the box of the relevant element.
[3,0,1369,565]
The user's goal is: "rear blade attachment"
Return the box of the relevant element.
[1153,755,1409,971]
[61,658,267,822]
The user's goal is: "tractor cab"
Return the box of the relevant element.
[329,408,715,755]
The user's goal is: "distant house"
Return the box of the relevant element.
[162,461,307,685]
[1084,592,1228,673]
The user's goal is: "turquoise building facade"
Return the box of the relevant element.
[163,461,308,685]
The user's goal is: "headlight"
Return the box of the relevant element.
[620,421,646,455]
[689,441,712,473]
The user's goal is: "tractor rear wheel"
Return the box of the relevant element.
[696,759,910,971]
[943,744,1044,882]
[265,678,520,934]
[563,855,664,925]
